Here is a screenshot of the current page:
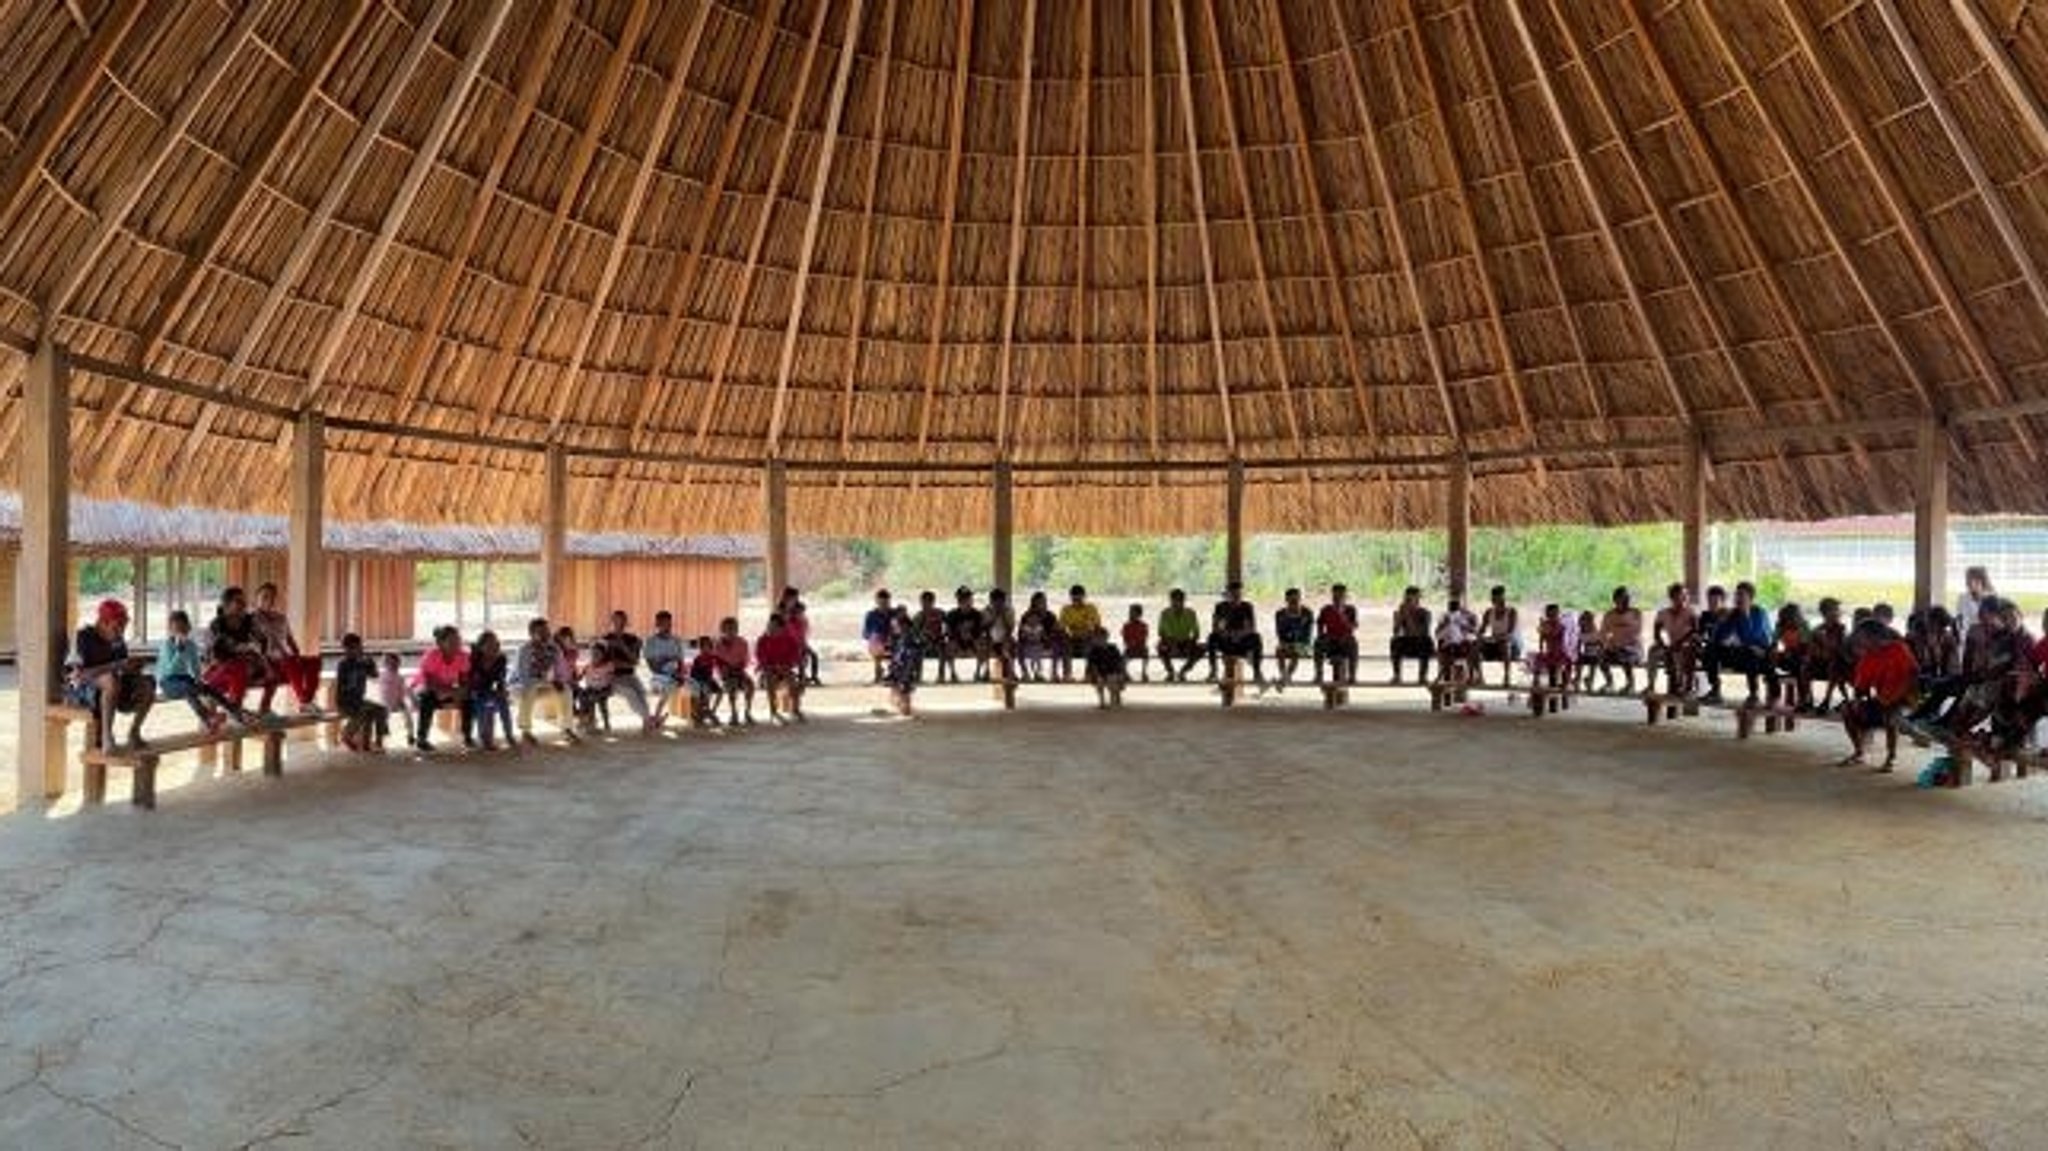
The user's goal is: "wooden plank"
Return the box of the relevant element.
[1408,2,1542,476]
[767,0,869,456]
[0,0,145,235]
[16,344,72,805]
[1167,0,1238,454]
[46,0,270,320]
[543,0,716,438]
[994,0,1040,457]
[1069,0,1091,460]
[837,0,899,461]
[911,0,979,458]
[301,0,516,412]
[387,0,576,425]
[619,0,788,452]
[468,0,653,433]
[1143,0,1161,461]
[1327,0,1464,452]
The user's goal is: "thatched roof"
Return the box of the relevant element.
[0,0,2046,536]
[0,493,760,560]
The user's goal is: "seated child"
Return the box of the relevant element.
[713,617,756,726]
[1433,598,1478,684]
[1841,618,1916,772]
[378,652,413,743]
[466,630,513,750]
[158,608,235,733]
[982,590,1016,684]
[334,633,385,751]
[915,591,950,682]
[755,613,806,723]
[575,640,615,733]
[943,588,987,684]
[1808,598,1849,713]
[1646,584,1698,697]
[1574,610,1603,692]
[1121,605,1151,683]
[1016,593,1056,682]
[409,626,470,752]
[1156,589,1204,684]
[686,638,726,727]
[1085,628,1129,709]
[1773,603,1811,710]
[1273,588,1315,689]
[1596,588,1645,693]
[67,598,154,752]
[1314,586,1360,686]
[1529,604,1575,689]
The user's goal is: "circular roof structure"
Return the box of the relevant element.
[2,0,2047,535]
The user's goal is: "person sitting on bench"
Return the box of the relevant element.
[1476,586,1521,687]
[251,582,323,715]
[944,587,987,684]
[1314,584,1359,686]
[1647,583,1698,697]
[66,597,154,752]
[756,612,806,724]
[1120,604,1151,683]
[410,626,470,752]
[203,586,272,720]
[1273,588,1314,690]
[1595,587,1645,694]
[1388,587,1435,686]
[1840,618,1916,772]
[158,608,237,733]
[1531,604,1574,689]
[1701,581,1776,707]
[1206,582,1266,689]
[1156,589,1203,683]
[1433,598,1478,685]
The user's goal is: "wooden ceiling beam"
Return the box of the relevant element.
[837,0,899,462]
[469,0,653,433]
[682,0,835,463]
[1168,0,1238,456]
[1143,0,1161,462]
[157,0,461,484]
[1328,0,1464,454]
[1198,0,1303,460]
[1265,0,1377,445]
[621,0,788,453]
[995,0,1040,458]
[96,1,372,437]
[301,0,517,413]
[1408,1,1543,479]
[1068,0,1090,462]
[0,0,145,239]
[387,0,576,425]
[1957,0,2048,164]
[46,0,271,321]
[911,0,978,458]
[767,0,870,458]
[542,0,718,438]
[1872,0,2048,331]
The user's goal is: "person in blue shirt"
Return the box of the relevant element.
[1702,580,1779,707]
[862,589,896,684]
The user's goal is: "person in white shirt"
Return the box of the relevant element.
[1434,597,1479,684]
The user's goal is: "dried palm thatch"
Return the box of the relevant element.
[0,0,2045,537]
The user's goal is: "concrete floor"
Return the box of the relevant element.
[4,685,2048,1148]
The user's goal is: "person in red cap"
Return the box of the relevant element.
[66,598,155,751]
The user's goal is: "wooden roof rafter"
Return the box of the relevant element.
[1068,0,1091,462]
[0,0,146,244]
[1406,0,1544,480]
[469,0,654,435]
[911,0,978,461]
[837,0,899,464]
[1327,0,1466,455]
[1143,0,1161,462]
[768,0,871,459]
[1196,0,1304,462]
[542,0,720,440]
[620,0,789,455]
[995,0,1041,459]
[1168,0,1239,456]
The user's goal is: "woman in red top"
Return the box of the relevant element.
[712,617,756,726]
[1840,620,1917,771]
[755,612,805,723]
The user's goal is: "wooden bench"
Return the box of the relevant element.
[1319,680,1351,709]
[1642,692,1701,725]
[54,704,326,811]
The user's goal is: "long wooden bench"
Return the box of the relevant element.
[53,704,326,811]
[1426,679,1569,716]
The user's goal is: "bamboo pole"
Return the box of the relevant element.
[1446,454,1471,601]
[764,461,790,604]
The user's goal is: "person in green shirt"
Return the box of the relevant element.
[1156,588,1203,682]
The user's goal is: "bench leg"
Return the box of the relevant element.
[263,732,285,777]
[1001,683,1017,710]
[132,756,157,810]
[83,760,107,805]
[1737,710,1755,740]
[1644,699,1661,726]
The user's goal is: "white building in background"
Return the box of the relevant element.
[1751,517,2048,596]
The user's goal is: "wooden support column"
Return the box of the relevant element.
[992,461,1014,592]
[764,460,790,601]
[287,411,325,649]
[1682,437,1709,595]
[1446,455,1471,601]
[1225,459,1246,586]
[540,445,568,623]
[131,552,148,643]
[16,343,72,804]
[1914,418,1951,611]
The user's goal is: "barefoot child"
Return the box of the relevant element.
[378,652,412,745]
[883,611,920,717]
[1274,588,1315,690]
[158,609,235,732]
[466,631,513,750]
[1574,610,1602,692]
[756,613,806,723]
[1531,604,1574,688]
[1842,618,1917,771]
[686,638,725,727]
[1648,584,1698,697]
[1086,629,1129,709]
[713,617,756,726]
[66,599,153,752]
[1808,598,1850,713]
[1017,592,1056,682]
[1314,584,1360,686]
[334,633,384,751]
[1157,589,1203,683]
[1433,598,1478,684]
[1121,604,1151,683]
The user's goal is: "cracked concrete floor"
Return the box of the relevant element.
[5,688,2048,1148]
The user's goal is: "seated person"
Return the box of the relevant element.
[756,612,806,723]
[1530,604,1575,688]
[465,630,513,750]
[1646,584,1699,697]
[943,588,987,684]
[1314,584,1359,686]
[861,590,895,683]
[915,591,950,680]
[1016,592,1057,682]
[1476,586,1521,686]
[1433,598,1478,684]
[575,639,616,733]
[1840,618,1916,772]
[1057,585,1102,683]
[1595,587,1645,693]
[410,626,471,752]
[1155,589,1204,683]
[686,638,725,727]
[1121,605,1151,683]
[1808,598,1850,713]
[1701,582,1777,707]
[203,586,272,717]
[1273,588,1315,689]
[1084,629,1129,710]
[67,597,154,752]
[511,618,567,744]
[643,611,688,717]
[334,633,385,751]
[1573,610,1603,692]
[250,582,322,714]
[982,589,1016,683]
[1388,586,1435,685]
[600,611,655,732]
[158,608,236,733]
[1773,603,1812,710]
[713,617,756,726]
[1206,582,1265,687]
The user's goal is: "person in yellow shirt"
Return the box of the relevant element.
[1057,584,1103,683]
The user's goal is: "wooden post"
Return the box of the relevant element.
[1682,436,1709,595]
[481,559,493,630]
[992,460,1014,592]
[17,343,72,804]
[764,459,790,601]
[1225,458,1245,585]
[287,410,325,648]
[131,552,148,643]
[539,444,568,623]
[454,559,467,632]
[1914,417,1951,611]
[1446,454,1471,600]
